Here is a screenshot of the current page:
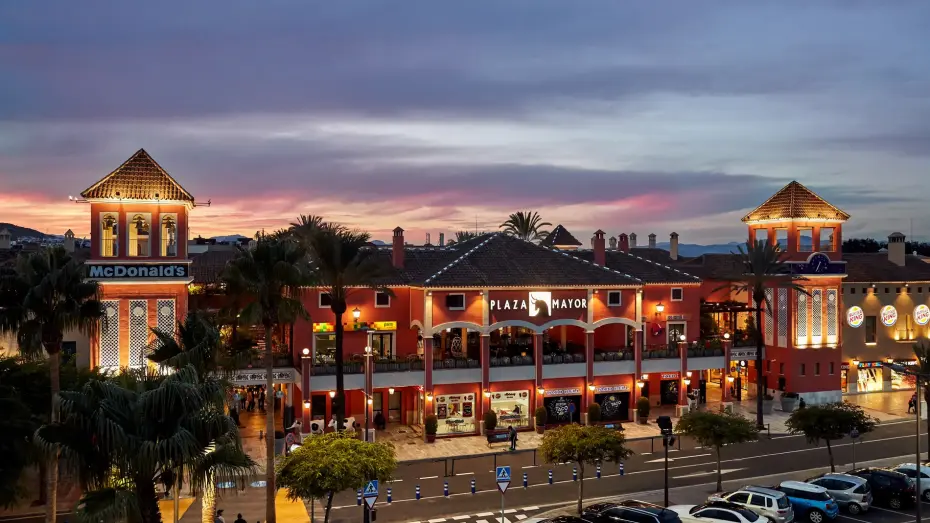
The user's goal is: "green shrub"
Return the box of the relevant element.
[636,397,650,418]
[484,410,498,431]
[424,414,439,435]
[587,403,602,423]
[535,406,548,426]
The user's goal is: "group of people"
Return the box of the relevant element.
[214,510,253,523]
[235,387,267,413]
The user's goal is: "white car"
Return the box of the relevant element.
[709,486,794,523]
[891,463,930,502]
[668,501,769,523]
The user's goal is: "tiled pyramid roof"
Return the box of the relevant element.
[541,224,583,248]
[81,149,195,203]
[742,181,849,223]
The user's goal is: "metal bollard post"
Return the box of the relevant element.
[357,489,362,506]
[596,464,601,479]
[387,487,392,504]
[471,478,476,494]
[416,484,421,500]
[619,462,625,476]
[444,481,449,497]
[548,469,553,484]
[573,467,578,481]
[523,472,528,488]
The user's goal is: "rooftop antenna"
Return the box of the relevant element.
[475,215,478,235]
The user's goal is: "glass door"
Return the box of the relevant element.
[370,332,394,359]
[388,390,402,422]
[373,392,384,416]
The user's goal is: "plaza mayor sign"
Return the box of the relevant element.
[489,291,587,318]
[88,263,189,280]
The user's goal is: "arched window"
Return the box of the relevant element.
[100,213,118,257]
[161,214,177,256]
[128,214,150,257]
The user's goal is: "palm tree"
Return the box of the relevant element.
[716,240,808,429]
[499,211,551,242]
[0,246,103,523]
[222,236,310,523]
[36,366,250,523]
[291,219,392,432]
[148,312,256,523]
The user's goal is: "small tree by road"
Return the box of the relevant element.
[538,424,633,515]
[276,432,397,523]
[785,402,877,472]
[675,410,759,491]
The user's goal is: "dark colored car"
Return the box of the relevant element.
[524,517,590,523]
[582,500,683,523]
[846,468,915,509]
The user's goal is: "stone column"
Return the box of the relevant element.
[633,328,644,420]
[480,335,490,434]
[585,331,595,424]
[721,340,733,410]
[301,350,312,427]
[423,335,434,391]
[677,341,689,415]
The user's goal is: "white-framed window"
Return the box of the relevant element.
[127,213,151,257]
[670,287,683,301]
[446,293,465,310]
[375,291,391,308]
[160,213,178,257]
[319,292,332,308]
[607,290,622,307]
[666,321,686,344]
[819,227,835,251]
[100,213,119,257]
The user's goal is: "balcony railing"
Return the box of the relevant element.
[489,355,534,367]
[433,358,481,370]
[232,352,294,369]
[542,352,585,364]
[593,349,634,361]
[311,355,426,375]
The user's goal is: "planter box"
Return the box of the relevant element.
[780,396,798,412]
[762,400,774,415]
[536,425,545,434]
[637,416,648,425]
[425,434,436,443]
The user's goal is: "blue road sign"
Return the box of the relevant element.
[496,465,512,493]
[363,480,379,509]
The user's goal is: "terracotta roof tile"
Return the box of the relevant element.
[843,253,930,282]
[571,249,702,284]
[673,253,745,280]
[81,149,195,202]
[541,225,583,248]
[742,181,849,223]
[190,249,237,284]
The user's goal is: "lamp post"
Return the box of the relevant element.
[657,415,675,506]
[363,345,374,442]
[887,363,922,523]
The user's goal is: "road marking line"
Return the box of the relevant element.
[523,506,539,510]
[835,515,872,523]
[428,518,448,522]
[456,472,475,476]
[504,508,517,513]
[392,479,404,482]
[477,512,494,517]
[452,516,470,520]
[522,465,539,469]
[420,475,439,480]
[476,520,489,523]
[516,516,528,521]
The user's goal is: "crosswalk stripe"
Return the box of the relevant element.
[516,516,528,521]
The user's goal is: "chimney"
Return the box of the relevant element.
[64,229,75,253]
[648,233,657,249]
[618,233,630,252]
[669,232,679,261]
[426,232,431,245]
[392,227,405,269]
[608,236,617,250]
[630,232,637,248]
[888,232,906,266]
[439,232,445,247]
[593,230,606,266]
[0,228,10,250]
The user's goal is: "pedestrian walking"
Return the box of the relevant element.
[248,391,256,412]
[909,393,917,414]
[798,397,806,410]
[258,389,266,412]
[508,425,517,451]
[214,509,226,523]
[233,513,247,523]
[161,468,175,499]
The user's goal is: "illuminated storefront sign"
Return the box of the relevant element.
[880,305,898,327]
[88,263,189,280]
[915,305,930,326]
[846,306,864,328]
[544,387,582,396]
[660,373,680,380]
[489,291,587,317]
[594,384,630,393]
[312,320,398,333]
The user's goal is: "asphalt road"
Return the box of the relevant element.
[329,420,925,523]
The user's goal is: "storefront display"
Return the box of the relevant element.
[856,362,883,392]
[891,360,918,390]
[543,388,581,424]
[594,385,631,421]
[435,394,476,435]
[659,373,680,405]
[489,390,530,428]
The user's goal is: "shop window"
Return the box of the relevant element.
[800,363,806,376]
[667,322,686,345]
[100,213,119,257]
[753,228,768,244]
[594,391,631,422]
[626,325,635,348]
[607,291,622,307]
[864,316,877,344]
[850,288,855,294]
[489,390,531,428]
[128,213,151,257]
[896,287,901,294]
[919,287,924,293]
[820,227,835,251]
[160,214,178,256]
[446,293,465,310]
[815,362,820,376]
[798,228,813,252]
[434,393,476,435]
[544,393,582,424]
[775,229,788,251]
[829,362,835,375]
[319,292,332,308]
[375,291,391,308]
[370,332,394,359]
[671,288,683,301]
[314,333,336,363]
[885,287,890,294]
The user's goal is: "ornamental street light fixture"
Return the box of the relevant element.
[655,303,665,315]
[353,307,361,320]
[723,332,731,340]
[329,390,336,398]
[679,334,686,342]
[588,384,596,392]
[389,388,395,395]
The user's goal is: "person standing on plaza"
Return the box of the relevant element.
[214,509,226,523]
[508,425,517,451]
[258,388,266,412]
[233,513,246,523]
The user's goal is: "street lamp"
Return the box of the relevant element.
[679,334,686,342]
[389,387,395,395]
[657,415,676,506]
[588,384,596,392]
[353,307,361,320]
[655,303,665,315]
[302,347,310,356]
[363,346,374,441]
[723,332,731,340]
[887,362,923,523]
[329,390,336,398]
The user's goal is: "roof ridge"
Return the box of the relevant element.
[423,232,501,284]
[611,249,701,281]
[541,243,644,283]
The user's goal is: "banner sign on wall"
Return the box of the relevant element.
[544,388,581,396]
[915,305,930,326]
[846,306,864,328]
[880,305,898,327]
[594,384,630,393]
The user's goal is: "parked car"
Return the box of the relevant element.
[667,501,767,523]
[774,481,838,523]
[525,518,590,523]
[582,500,682,523]
[846,468,916,509]
[709,486,794,523]
[805,473,872,515]
[890,463,930,502]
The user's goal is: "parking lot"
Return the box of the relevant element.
[834,500,928,523]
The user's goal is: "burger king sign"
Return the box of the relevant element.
[880,305,898,327]
[915,304,930,326]
[846,306,864,328]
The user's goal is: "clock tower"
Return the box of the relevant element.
[741,181,849,403]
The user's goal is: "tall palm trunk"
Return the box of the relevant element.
[754,298,764,429]
[137,474,162,523]
[264,322,277,523]
[201,482,217,523]
[334,309,346,431]
[45,350,60,523]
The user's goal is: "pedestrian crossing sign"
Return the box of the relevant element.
[496,466,511,493]
[364,480,379,509]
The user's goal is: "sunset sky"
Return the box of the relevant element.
[2,2,929,244]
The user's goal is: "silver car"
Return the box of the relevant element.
[806,473,872,515]
[710,486,794,523]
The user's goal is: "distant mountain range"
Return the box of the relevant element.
[653,241,743,257]
[0,223,49,240]
[209,234,250,243]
